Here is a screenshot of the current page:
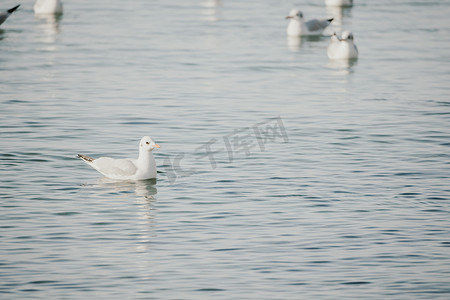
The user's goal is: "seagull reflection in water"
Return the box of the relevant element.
[97,177,158,201]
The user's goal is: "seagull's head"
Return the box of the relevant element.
[140,136,160,152]
[286,9,303,20]
[341,31,354,41]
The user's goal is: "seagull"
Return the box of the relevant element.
[327,32,341,55]
[0,5,20,26]
[286,9,333,36]
[34,0,63,15]
[78,136,160,181]
[325,0,353,7]
[327,30,358,59]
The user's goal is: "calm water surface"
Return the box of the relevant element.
[1,0,450,299]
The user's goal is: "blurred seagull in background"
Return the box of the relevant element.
[78,136,160,181]
[325,0,353,7]
[286,9,333,36]
[327,30,358,59]
[0,5,20,26]
[327,32,341,56]
[34,0,63,15]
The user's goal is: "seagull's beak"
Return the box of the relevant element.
[332,33,342,41]
[154,144,160,148]
[286,16,293,19]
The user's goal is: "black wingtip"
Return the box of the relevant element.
[7,5,20,14]
[78,154,95,162]
[328,18,334,23]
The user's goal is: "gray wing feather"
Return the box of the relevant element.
[0,12,8,25]
[93,157,138,177]
[305,19,331,32]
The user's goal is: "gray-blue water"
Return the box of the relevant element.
[1,0,450,299]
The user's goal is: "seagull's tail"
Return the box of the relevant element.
[7,5,20,14]
[327,18,334,23]
[78,154,95,163]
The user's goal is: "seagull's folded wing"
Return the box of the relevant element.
[305,19,329,32]
[93,157,137,177]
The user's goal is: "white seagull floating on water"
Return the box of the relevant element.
[327,31,358,59]
[34,0,63,15]
[78,136,160,181]
[286,9,333,36]
[0,5,20,26]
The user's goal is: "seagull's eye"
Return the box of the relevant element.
[146,142,150,145]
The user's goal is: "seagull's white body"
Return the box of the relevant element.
[327,31,358,59]
[78,136,160,181]
[34,0,63,15]
[325,0,353,7]
[286,9,333,36]
[0,5,20,26]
